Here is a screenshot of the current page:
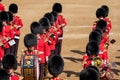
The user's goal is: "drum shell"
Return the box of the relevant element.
[21,54,39,80]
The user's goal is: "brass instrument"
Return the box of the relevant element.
[91,56,114,80]
[91,56,103,68]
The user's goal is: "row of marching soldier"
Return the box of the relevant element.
[80,5,115,80]
[0,0,66,80]
[0,0,24,80]
[21,2,66,80]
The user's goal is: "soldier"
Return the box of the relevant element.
[48,55,64,80]
[44,13,56,56]
[30,21,46,80]
[21,33,38,80]
[9,3,23,57]
[52,3,67,55]
[0,11,15,55]
[82,41,103,69]
[101,5,112,30]
[80,66,100,80]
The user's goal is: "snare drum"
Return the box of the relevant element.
[21,54,39,80]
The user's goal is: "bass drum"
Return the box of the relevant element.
[21,54,39,80]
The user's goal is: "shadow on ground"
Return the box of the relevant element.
[115,56,120,58]
[70,50,85,56]
[64,57,82,63]
[117,50,120,52]
[112,68,120,76]
[63,70,80,77]
[114,62,120,66]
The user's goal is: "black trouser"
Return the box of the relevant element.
[39,64,44,80]
[51,50,55,56]
[10,45,15,56]
[55,38,63,56]
[14,39,19,57]
[4,48,10,55]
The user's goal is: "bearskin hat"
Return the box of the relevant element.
[9,3,18,14]
[44,12,54,26]
[7,11,13,22]
[89,31,102,44]
[2,54,18,70]
[0,68,9,80]
[39,17,50,31]
[96,20,107,33]
[0,11,9,22]
[86,65,100,74]
[30,21,43,35]
[86,41,99,56]
[51,11,58,21]
[24,33,37,48]
[48,55,64,77]
[80,68,100,80]
[101,5,109,17]
[96,7,106,18]
[94,28,103,35]
[52,3,62,13]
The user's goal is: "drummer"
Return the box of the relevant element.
[23,33,37,54]
[30,21,46,80]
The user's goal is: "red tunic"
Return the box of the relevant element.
[53,31,59,44]
[34,35,46,64]
[0,46,4,61]
[57,14,67,27]
[10,74,19,80]
[44,42,51,57]
[82,54,105,69]
[0,3,5,12]
[101,33,109,52]
[56,14,67,35]
[43,34,51,57]
[99,42,108,61]
[48,26,56,51]
[0,34,4,61]
[82,55,92,69]
[48,37,56,51]
[1,25,14,48]
[104,17,112,29]
[53,22,62,44]
[12,15,23,36]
